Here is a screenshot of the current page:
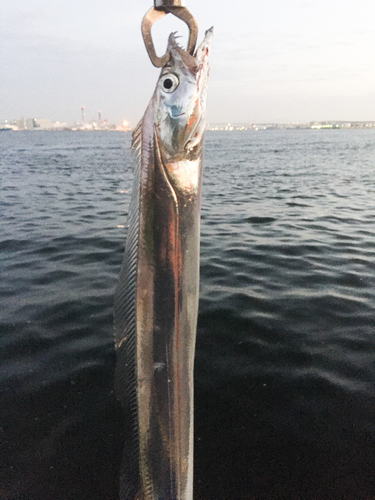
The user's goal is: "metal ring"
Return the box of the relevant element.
[141,6,198,67]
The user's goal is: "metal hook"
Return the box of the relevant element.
[141,0,198,67]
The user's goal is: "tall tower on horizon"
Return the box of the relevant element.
[81,106,85,123]
[98,110,101,121]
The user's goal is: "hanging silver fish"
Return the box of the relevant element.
[114,28,212,500]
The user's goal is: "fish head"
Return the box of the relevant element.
[154,28,213,161]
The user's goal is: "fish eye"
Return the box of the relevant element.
[161,74,179,93]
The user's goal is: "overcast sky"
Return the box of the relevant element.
[1,0,375,125]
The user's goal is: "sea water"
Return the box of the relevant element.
[1,130,375,499]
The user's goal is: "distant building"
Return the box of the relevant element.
[35,118,55,130]
[17,117,35,130]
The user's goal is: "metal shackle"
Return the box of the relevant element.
[155,0,186,8]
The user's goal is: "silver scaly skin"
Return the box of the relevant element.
[114,28,212,500]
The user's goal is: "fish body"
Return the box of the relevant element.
[114,29,212,500]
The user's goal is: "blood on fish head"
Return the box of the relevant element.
[154,28,213,160]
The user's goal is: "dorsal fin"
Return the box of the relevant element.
[131,117,143,151]
[114,118,143,500]
[114,117,142,353]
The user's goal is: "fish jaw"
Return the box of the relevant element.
[154,28,213,161]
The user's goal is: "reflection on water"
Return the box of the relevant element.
[1,130,375,499]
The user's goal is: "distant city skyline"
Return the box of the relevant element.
[3,115,374,132]
[2,114,131,131]
[1,0,375,126]
[3,111,375,129]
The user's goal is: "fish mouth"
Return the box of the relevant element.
[167,104,186,119]
[169,110,186,118]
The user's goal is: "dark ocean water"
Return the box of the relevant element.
[1,129,375,500]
